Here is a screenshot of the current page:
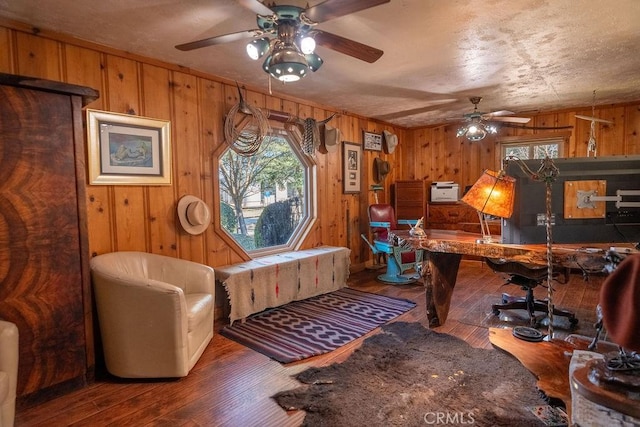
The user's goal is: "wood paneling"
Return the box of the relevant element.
[15,32,61,80]
[0,22,372,268]
[403,109,640,198]
[0,27,13,72]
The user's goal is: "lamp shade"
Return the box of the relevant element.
[246,37,270,60]
[461,169,516,218]
[305,53,323,72]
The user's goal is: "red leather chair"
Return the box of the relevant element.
[364,204,423,284]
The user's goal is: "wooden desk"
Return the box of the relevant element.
[489,328,640,423]
[401,230,633,327]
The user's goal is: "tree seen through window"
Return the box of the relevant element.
[218,128,310,253]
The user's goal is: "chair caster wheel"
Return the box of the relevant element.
[492,308,500,316]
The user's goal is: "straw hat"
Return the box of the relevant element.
[373,157,391,183]
[383,130,398,154]
[177,195,211,235]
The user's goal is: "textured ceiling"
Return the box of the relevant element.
[1,0,640,128]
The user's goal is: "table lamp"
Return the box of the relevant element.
[461,169,516,243]
[466,157,560,339]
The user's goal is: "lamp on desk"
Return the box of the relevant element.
[466,156,561,339]
[461,169,516,243]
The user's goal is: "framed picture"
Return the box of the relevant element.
[86,109,172,185]
[363,131,382,151]
[343,141,362,194]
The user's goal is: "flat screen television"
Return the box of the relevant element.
[501,155,640,245]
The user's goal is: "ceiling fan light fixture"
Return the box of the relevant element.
[465,125,487,141]
[246,37,270,60]
[176,2,386,85]
[266,44,309,82]
[457,121,497,141]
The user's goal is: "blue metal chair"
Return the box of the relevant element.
[361,203,423,284]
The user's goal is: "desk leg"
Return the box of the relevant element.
[424,252,462,327]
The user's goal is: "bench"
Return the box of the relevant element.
[216,246,351,324]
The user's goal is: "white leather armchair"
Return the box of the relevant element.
[90,252,215,378]
[0,320,18,427]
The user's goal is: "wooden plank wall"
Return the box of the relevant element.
[0,19,399,271]
[1,18,639,274]
[404,108,640,191]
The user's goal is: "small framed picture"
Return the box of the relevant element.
[363,131,383,151]
[343,141,362,194]
[86,109,172,185]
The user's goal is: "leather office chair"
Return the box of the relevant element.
[0,321,18,427]
[362,203,423,284]
[486,258,578,328]
[90,252,215,378]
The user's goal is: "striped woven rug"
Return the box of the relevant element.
[220,288,416,363]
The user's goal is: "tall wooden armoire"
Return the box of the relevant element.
[0,73,99,405]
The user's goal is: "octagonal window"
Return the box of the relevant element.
[217,124,316,256]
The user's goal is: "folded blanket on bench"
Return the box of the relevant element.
[217,246,351,324]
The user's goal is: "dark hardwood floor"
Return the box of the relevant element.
[15,261,605,426]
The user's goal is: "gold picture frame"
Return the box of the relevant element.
[86,109,172,185]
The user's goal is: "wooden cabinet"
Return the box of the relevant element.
[0,74,98,403]
[392,180,426,223]
[427,202,501,235]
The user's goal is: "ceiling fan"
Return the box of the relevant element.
[452,97,531,141]
[175,0,388,83]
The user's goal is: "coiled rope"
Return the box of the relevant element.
[224,84,271,156]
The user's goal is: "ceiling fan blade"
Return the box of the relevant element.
[575,114,614,124]
[484,110,515,117]
[488,116,531,124]
[377,99,458,121]
[305,0,390,23]
[175,30,257,51]
[313,30,383,63]
[236,0,274,16]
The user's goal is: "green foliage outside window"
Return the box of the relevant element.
[254,198,300,248]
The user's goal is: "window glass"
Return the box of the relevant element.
[218,126,315,255]
[502,138,563,160]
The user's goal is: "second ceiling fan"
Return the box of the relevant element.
[175,0,389,82]
[452,97,531,141]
